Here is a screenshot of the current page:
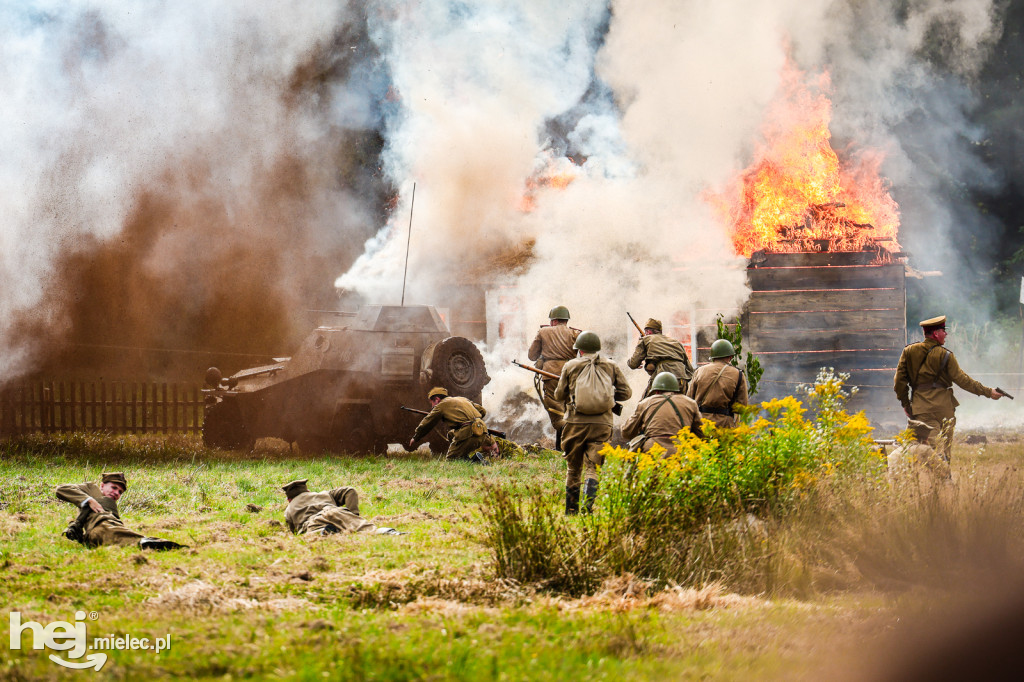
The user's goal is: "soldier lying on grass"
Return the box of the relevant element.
[282,479,403,535]
[57,472,186,550]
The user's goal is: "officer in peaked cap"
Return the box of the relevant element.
[893,315,1003,462]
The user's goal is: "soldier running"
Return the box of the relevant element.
[686,339,749,429]
[893,315,1002,462]
[622,372,703,453]
[527,305,581,449]
[56,472,186,550]
[554,331,631,515]
[407,387,498,464]
[282,479,402,535]
[627,318,695,398]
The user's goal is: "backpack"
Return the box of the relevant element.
[573,357,615,415]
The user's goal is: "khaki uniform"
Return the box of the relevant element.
[893,338,992,461]
[528,323,580,433]
[285,487,376,535]
[687,360,749,428]
[554,353,631,487]
[627,334,695,398]
[412,396,494,461]
[621,393,703,453]
[56,482,146,547]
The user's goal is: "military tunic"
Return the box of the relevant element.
[528,323,580,432]
[686,360,749,428]
[285,487,375,535]
[893,338,991,460]
[412,396,494,461]
[554,353,632,487]
[56,482,146,547]
[621,393,703,453]
[627,333,695,398]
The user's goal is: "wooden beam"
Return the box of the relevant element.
[748,263,904,291]
[747,288,904,313]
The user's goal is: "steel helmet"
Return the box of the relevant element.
[548,305,571,321]
[650,372,680,392]
[573,331,601,352]
[709,339,736,359]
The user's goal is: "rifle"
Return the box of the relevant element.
[511,360,559,381]
[996,387,1015,400]
[626,312,644,336]
[399,405,507,438]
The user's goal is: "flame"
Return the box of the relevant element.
[519,156,578,212]
[706,61,900,256]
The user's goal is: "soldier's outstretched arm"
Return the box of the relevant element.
[946,353,994,398]
[410,405,443,443]
[626,339,645,370]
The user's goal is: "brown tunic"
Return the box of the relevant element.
[528,323,580,431]
[554,353,632,426]
[621,393,703,452]
[627,333,694,397]
[56,482,145,547]
[686,360,749,428]
[285,487,375,534]
[412,396,493,460]
[893,339,990,416]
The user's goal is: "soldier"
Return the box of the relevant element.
[282,479,402,535]
[622,372,703,453]
[627,318,695,398]
[56,472,186,550]
[407,387,498,464]
[686,339,749,429]
[553,331,632,515]
[527,305,581,449]
[893,315,1002,462]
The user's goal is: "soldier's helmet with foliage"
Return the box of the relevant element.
[548,305,570,320]
[651,372,680,392]
[709,339,736,359]
[573,331,601,352]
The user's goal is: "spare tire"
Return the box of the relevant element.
[430,337,489,397]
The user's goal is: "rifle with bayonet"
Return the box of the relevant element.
[399,405,507,438]
[511,359,560,381]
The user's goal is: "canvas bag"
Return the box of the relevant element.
[573,356,615,415]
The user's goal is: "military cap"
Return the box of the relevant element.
[281,479,309,498]
[427,387,449,400]
[919,315,946,329]
[644,318,662,333]
[101,472,128,489]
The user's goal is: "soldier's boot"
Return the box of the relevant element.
[139,537,187,551]
[554,428,562,452]
[582,478,599,514]
[565,485,581,516]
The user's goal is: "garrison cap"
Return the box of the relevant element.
[644,318,662,333]
[427,387,449,400]
[281,479,309,498]
[101,472,127,489]
[919,315,946,329]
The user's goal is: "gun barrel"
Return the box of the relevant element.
[400,405,429,415]
[626,312,644,335]
[511,360,559,380]
[996,387,1016,400]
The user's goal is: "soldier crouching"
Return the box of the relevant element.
[56,472,186,550]
[407,387,498,465]
[282,479,402,535]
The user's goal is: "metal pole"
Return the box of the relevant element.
[400,182,417,306]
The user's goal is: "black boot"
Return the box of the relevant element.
[554,428,563,452]
[140,537,187,551]
[565,485,581,515]
[582,478,599,514]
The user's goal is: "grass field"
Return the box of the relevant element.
[1,432,1021,680]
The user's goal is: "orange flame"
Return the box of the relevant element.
[519,157,577,212]
[706,62,900,256]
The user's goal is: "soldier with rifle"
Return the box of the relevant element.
[526,305,580,449]
[626,315,695,398]
[56,472,186,550]
[893,315,1005,462]
[406,387,498,464]
[622,372,703,453]
[687,339,749,429]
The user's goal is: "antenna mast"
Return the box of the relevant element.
[400,182,416,306]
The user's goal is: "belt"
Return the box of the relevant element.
[913,382,951,391]
[698,405,732,416]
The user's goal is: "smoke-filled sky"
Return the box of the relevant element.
[0,0,1018,390]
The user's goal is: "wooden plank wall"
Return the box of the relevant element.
[0,382,204,436]
[746,251,906,423]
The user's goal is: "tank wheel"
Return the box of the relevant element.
[337,420,376,455]
[431,337,489,397]
[202,400,255,451]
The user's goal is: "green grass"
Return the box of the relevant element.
[0,432,1015,680]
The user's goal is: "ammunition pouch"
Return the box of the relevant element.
[470,418,486,437]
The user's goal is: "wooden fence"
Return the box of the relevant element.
[0,382,204,435]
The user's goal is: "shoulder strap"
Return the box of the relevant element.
[909,344,943,387]
[648,395,686,425]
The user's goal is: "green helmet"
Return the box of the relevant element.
[573,330,601,352]
[651,372,680,392]
[548,305,570,321]
[709,339,735,359]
